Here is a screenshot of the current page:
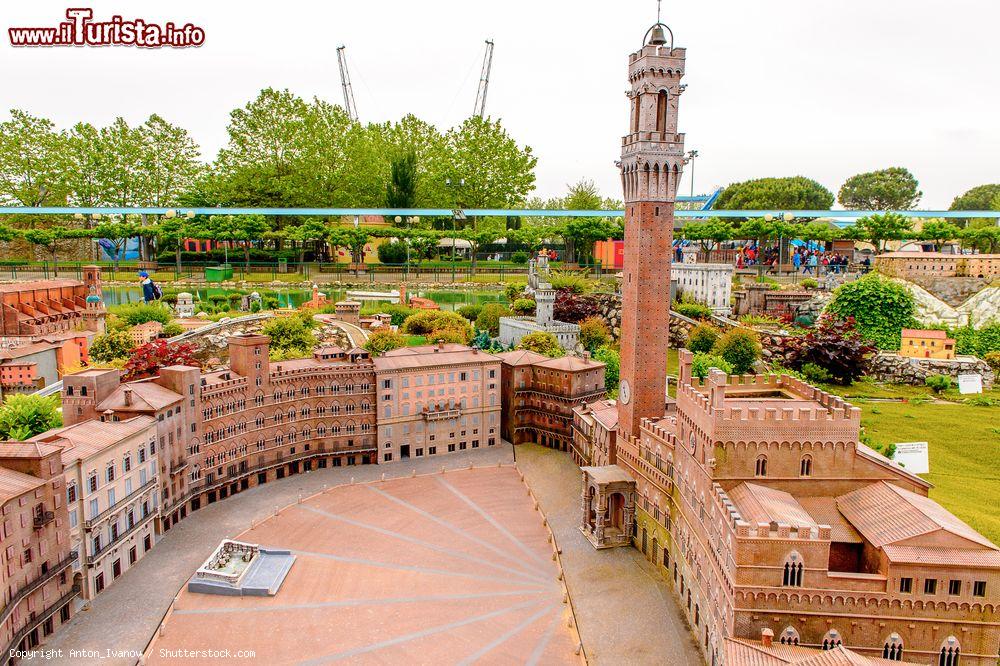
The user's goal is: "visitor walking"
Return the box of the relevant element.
[804,253,818,275]
[139,270,161,303]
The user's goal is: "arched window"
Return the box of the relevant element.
[630,97,640,133]
[883,634,904,661]
[755,455,768,477]
[800,455,812,477]
[779,627,799,646]
[655,90,668,133]
[939,637,960,666]
[782,552,803,587]
[822,630,842,650]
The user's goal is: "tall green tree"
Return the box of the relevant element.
[917,219,960,251]
[287,219,329,263]
[838,167,922,211]
[949,183,1000,228]
[561,180,605,263]
[201,214,270,267]
[714,176,834,213]
[681,217,736,259]
[386,150,418,210]
[0,110,67,207]
[847,213,913,252]
[21,226,89,273]
[444,116,537,209]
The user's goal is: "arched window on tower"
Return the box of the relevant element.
[655,90,669,133]
[822,629,843,650]
[883,634,904,661]
[755,455,768,477]
[779,627,800,646]
[631,96,640,133]
[800,454,813,477]
[782,552,803,587]
[939,637,960,666]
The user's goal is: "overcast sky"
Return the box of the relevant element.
[2,1,997,209]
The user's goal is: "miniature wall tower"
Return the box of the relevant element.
[617,24,686,442]
[81,264,106,334]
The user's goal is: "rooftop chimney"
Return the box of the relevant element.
[761,628,774,648]
[123,387,133,407]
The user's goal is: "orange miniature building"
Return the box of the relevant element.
[900,329,956,360]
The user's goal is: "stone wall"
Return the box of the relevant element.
[868,353,995,388]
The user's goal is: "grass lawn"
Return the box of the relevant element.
[404,335,427,346]
[859,401,1000,546]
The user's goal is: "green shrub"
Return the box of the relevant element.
[800,362,832,384]
[89,330,135,363]
[691,353,734,380]
[516,331,563,357]
[504,282,527,302]
[674,302,712,320]
[713,329,762,374]
[800,278,819,289]
[377,241,409,264]
[110,302,172,327]
[738,314,784,327]
[510,251,529,264]
[593,345,619,392]
[361,302,417,327]
[457,304,483,322]
[965,395,998,407]
[687,323,720,353]
[984,351,1000,373]
[512,298,536,315]
[950,323,1000,357]
[261,314,317,354]
[924,374,952,393]
[579,316,610,351]
[548,270,591,294]
[476,302,512,336]
[363,329,407,357]
[827,273,915,350]
[162,322,185,337]
[401,310,472,344]
[0,394,62,440]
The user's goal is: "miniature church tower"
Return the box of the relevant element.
[616,19,686,443]
[535,282,555,327]
[81,264,107,334]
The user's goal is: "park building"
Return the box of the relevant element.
[496,349,606,452]
[876,252,1000,280]
[0,441,76,660]
[30,415,160,603]
[672,263,734,315]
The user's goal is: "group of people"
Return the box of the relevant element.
[791,249,851,275]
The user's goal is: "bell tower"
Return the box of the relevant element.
[617,20,686,443]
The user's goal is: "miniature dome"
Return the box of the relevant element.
[86,295,102,303]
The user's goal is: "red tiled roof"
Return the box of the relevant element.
[495,350,549,366]
[373,344,498,371]
[34,415,155,465]
[0,440,62,459]
[837,481,997,550]
[729,483,818,530]
[725,638,921,666]
[536,356,605,372]
[797,497,863,544]
[881,544,1000,568]
[0,467,45,505]
[0,279,82,293]
[901,329,949,339]
[97,381,183,412]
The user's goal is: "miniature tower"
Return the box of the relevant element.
[535,282,555,327]
[616,21,686,443]
[81,264,107,334]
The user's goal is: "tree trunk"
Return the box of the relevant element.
[175,245,182,275]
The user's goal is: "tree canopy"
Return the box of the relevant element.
[837,167,922,211]
[714,176,834,212]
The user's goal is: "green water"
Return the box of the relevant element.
[102,286,505,311]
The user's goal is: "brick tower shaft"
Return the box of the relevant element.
[617,30,687,443]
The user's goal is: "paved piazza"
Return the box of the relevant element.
[147,465,579,664]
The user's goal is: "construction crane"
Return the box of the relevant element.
[336,45,359,122]
[472,39,495,118]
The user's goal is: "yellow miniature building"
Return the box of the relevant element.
[900,328,956,359]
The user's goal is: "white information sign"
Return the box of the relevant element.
[957,373,983,395]
[893,441,929,475]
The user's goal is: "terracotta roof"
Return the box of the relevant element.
[901,329,949,339]
[0,279,82,293]
[725,638,920,666]
[581,465,633,484]
[0,440,62,459]
[33,415,156,465]
[854,443,930,489]
[587,399,619,430]
[0,467,45,505]
[798,497,862,544]
[373,344,498,371]
[837,481,997,550]
[729,483,818,530]
[0,341,59,360]
[881,544,1000,568]
[536,356,605,372]
[495,349,549,366]
[97,381,183,412]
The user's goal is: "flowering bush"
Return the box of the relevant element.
[123,340,200,381]
[781,316,875,385]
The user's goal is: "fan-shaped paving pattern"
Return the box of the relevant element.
[149,467,578,665]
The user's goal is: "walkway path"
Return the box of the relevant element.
[515,444,702,666]
[41,445,514,666]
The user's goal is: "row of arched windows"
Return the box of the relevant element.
[754,454,813,477]
[773,629,958,664]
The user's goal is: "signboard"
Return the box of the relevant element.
[957,373,983,395]
[893,441,929,474]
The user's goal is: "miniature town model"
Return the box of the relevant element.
[499,251,581,350]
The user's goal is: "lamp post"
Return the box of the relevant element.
[765,211,795,276]
[685,149,699,198]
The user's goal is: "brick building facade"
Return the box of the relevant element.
[876,252,1000,280]
[497,350,605,451]
[0,442,76,659]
